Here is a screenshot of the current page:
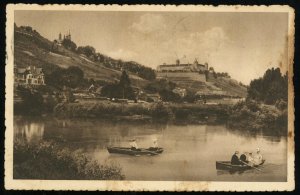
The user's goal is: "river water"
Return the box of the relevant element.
[14,116,287,181]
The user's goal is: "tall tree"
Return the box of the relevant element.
[119,71,135,99]
[101,71,136,100]
[119,70,131,89]
[247,67,288,104]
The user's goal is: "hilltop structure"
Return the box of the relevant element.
[157,59,208,73]
[156,59,210,82]
[14,65,45,86]
[54,31,72,45]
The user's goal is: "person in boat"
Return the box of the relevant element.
[246,152,255,167]
[253,148,263,165]
[240,152,248,163]
[148,138,159,151]
[231,151,241,165]
[129,139,140,151]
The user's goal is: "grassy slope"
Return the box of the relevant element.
[213,77,247,97]
[14,31,148,88]
[171,78,247,97]
[14,29,246,96]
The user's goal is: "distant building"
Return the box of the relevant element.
[157,59,208,73]
[14,65,45,86]
[172,87,187,98]
[54,30,72,46]
[137,90,161,102]
[156,59,209,82]
[146,93,161,102]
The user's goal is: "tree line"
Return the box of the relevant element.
[247,67,288,105]
[60,39,156,81]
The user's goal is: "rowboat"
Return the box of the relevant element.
[107,147,164,156]
[216,160,265,171]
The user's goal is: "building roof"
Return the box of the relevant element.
[158,64,191,67]
[16,66,44,75]
[27,66,43,75]
[17,68,26,74]
[158,63,206,68]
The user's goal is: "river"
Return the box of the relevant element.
[14,116,287,181]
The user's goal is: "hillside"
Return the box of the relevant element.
[14,26,149,88]
[161,76,247,98]
[14,25,247,98]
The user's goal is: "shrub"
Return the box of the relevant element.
[246,100,261,112]
[13,139,125,180]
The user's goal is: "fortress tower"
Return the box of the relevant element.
[58,30,71,41]
[59,32,62,41]
[65,30,71,41]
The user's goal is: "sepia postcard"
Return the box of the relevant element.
[5,4,295,191]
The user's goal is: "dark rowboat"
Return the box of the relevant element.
[107,147,164,156]
[216,160,265,171]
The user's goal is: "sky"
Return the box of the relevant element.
[14,10,288,84]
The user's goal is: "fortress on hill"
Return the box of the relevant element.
[156,59,212,82]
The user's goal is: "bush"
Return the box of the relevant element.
[14,139,125,180]
[228,100,287,134]
[246,100,261,112]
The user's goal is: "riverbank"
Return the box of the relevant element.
[14,139,125,180]
[52,100,287,134]
[53,101,230,124]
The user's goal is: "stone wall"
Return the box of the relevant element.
[157,72,207,82]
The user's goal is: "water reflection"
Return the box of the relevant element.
[13,116,287,181]
[14,119,44,142]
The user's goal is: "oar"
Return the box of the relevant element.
[240,160,262,172]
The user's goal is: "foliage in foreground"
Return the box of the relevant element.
[227,100,287,134]
[14,140,125,180]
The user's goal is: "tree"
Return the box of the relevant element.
[119,71,135,99]
[144,79,176,94]
[247,68,288,105]
[119,70,131,89]
[77,46,96,57]
[63,66,84,88]
[62,39,77,51]
[159,89,181,102]
[101,71,136,100]
[46,66,84,89]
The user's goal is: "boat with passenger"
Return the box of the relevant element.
[216,159,265,171]
[107,147,164,156]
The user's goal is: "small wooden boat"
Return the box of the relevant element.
[107,147,164,156]
[216,160,265,171]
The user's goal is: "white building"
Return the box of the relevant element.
[14,65,45,86]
